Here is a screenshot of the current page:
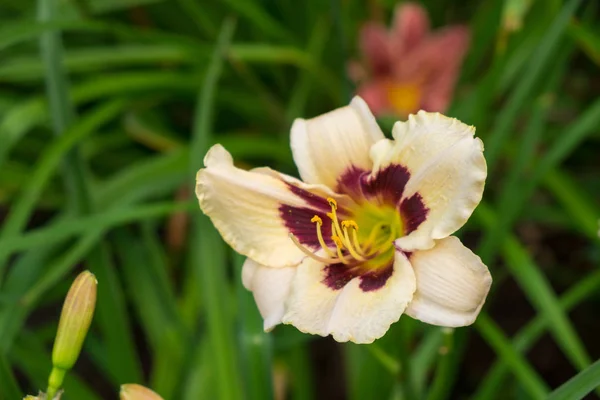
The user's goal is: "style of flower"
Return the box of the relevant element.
[351,2,470,117]
[195,97,491,344]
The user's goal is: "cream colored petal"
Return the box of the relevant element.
[282,251,416,344]
[241,257,257,290]
[290,96,384,189]
[384,111,486,250]
[242,258,297,331]
[405,236,492,327]
[196,144,341,268]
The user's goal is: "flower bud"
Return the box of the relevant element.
[120,384,164,400]
[46,271,97,399]
[23,390,62,400]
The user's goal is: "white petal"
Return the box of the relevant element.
[405,236,492,327]
[242,258,297,331]
[196,144,343,268]
[282,251,416,344]
[241,257,257,290]
[384,111,487,250]
[291,96,385,189]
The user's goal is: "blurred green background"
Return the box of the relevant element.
[0,0,599,399]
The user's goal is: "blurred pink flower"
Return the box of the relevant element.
[351,2,470,117]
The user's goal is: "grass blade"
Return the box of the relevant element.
[0,353,21,399]
[475,315,548,399]
[187,17,243,400]
[547,359,600,400]
[0,99,126,282]
[485,0,583,171]
[234,252,274,400]
[474,269,600,400]
[477,203,591,370]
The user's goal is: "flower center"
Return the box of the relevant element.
[290,197,403,269]
[386,81,421,116]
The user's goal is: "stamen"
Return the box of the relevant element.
[341,220,358,231]
[326,204,345,246]
[331,236,351,264]
[289,197,399,267]
[311,215,336,257]
[326,197,337,210]
[289,234,347,264]
[351,229,365,255]
[342,228,367,261]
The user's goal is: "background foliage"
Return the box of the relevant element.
[0,0,599,399]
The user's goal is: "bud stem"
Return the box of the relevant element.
[46,366,66,399]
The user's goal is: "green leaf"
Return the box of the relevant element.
[547,359,600,400]
[475,315,548,399]
[477,203,592,370]
[234,252,274,400]
[0,100,126,280]
[474,269,600,400]
[187,18,243,400]
[0,353,21,399]
[485,0,583,171]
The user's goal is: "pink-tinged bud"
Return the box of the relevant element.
[46,271,97,399]
[120,384,165,400]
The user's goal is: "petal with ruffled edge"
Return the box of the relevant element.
[290,97,384,190]
[242,258,297,331]
[372,111,487,251]
[196,144,347,268]
[281,251,416,344]
[405,236,492,326]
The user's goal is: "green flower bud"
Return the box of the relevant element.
[120,384,164,400]
[46,271,97,399]
[23,390,62,400]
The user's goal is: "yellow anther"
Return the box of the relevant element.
[331,235,344,249]
[311,214,335,257]
[327,206,344,245]
[326,197,337,210]
[341,220,359,231]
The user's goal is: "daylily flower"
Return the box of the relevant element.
[195,97,491,344]
[351,2,470,117]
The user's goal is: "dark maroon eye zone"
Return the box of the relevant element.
[277,164,428,293]
[323,262,394,292]
[279,205,334,250]
[336,164,428,235]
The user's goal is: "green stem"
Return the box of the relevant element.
[46,367,66,399]
[425,328,455,400]
[396,323,417,400]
